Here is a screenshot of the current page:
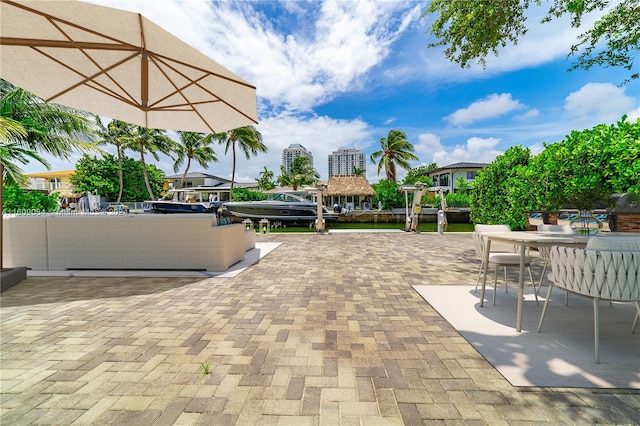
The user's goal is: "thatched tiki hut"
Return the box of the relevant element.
[325,176,376,211]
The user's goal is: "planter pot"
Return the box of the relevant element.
[570,210,603,235]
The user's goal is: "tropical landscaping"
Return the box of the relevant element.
[1,78,639,230]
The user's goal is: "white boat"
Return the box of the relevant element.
[145,188,221,214]
[223,191,341,223]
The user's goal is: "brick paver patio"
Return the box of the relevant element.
[1,232,639,425]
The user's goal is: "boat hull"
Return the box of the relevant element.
[224,203,339,223]
[146,201,219,214]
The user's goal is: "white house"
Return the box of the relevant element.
[164,172,257,202]
[421,162,488,194]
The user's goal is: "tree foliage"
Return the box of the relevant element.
[256,166,276,191]
[277,155,319,190]
[0,79,98,184]
[424,0,640,82]
[71,154,165,202]
[370,130,419,183]
[211,126,266,199]
[371,179,404,210]
[402,163,438,185]
[471,117,640,230]
[129,126,175,200]
[471,145,533,230]
[173,131,218,189]
[231,187,267,202]
[95,118,134,202]
[2,183,58,212]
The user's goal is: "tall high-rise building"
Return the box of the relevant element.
[328,147,366,177]
[282,144,313,174]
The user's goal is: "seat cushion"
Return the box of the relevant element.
[489,253,532,265]
[586,235,640,252]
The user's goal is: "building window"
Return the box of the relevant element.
[49,178,61,191]
[439,174,449,186]
[466,171,478,179]
[432,176,438,185]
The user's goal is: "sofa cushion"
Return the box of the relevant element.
[586,235,640,252]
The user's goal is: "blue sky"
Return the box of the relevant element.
[28,0,640,184]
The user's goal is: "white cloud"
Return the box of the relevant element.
[239,113,373,182]
[564,82,636,126]
[626,107,640,123]
[197,0,419,111]
[433,137,502,165]
[414,132,444,160]
[514,109,540,121]
[446,94,524,126]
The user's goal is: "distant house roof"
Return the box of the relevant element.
[326,176,375,197]
[421,162,489,176]
[164,172,231,182]
[26,170,75,179]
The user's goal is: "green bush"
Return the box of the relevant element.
[231,187,267,201]
[372,180,404,209]
[2,184,58,213]
[445,192,470,207]
[471,117,639,230]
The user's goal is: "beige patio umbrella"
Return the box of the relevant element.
[0,0,258,133]
[0,0,258,271]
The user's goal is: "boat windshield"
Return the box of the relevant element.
[267,192,312,202]
[160,190,196,202]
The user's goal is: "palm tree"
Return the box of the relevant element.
[211,126,266,201]
[277,155,319,190]
[256,166,275,191]
[173,132,219,188]
[1,79,97,270]
[96,118,135,202]
[129,126,175,200]
[1,79,98,183]
[370,129,419,184]
[0,117,31,184]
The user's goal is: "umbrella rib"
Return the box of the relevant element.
[3,0,139,51]
[148,54,258,128]
[144,56,220,133]
[151,52,257,89]
[30,46,143,108]
[139,13,149,113]
[46,16,143,108]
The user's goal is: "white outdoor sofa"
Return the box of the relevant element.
[3,214,256,272]
[538,235,640,363]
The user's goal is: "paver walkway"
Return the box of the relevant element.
[1,232,639,425]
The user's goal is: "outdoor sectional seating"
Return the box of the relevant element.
[3,214,255,272]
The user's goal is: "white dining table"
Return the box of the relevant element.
[478,231,592,332]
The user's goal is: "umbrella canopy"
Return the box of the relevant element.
[0,0,258,134]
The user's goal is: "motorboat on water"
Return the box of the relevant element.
[223,191,341,223]
[144,188,222,214]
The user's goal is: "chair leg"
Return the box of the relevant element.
[565,290,569,306]
[528,266,539,306]
[538,285,553,332]
[536,261,548,295]
[632,302,640,333]
[474,261,484,293]
[504,267,508,293]
[594,298,600,364]
[493,265,499,306]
